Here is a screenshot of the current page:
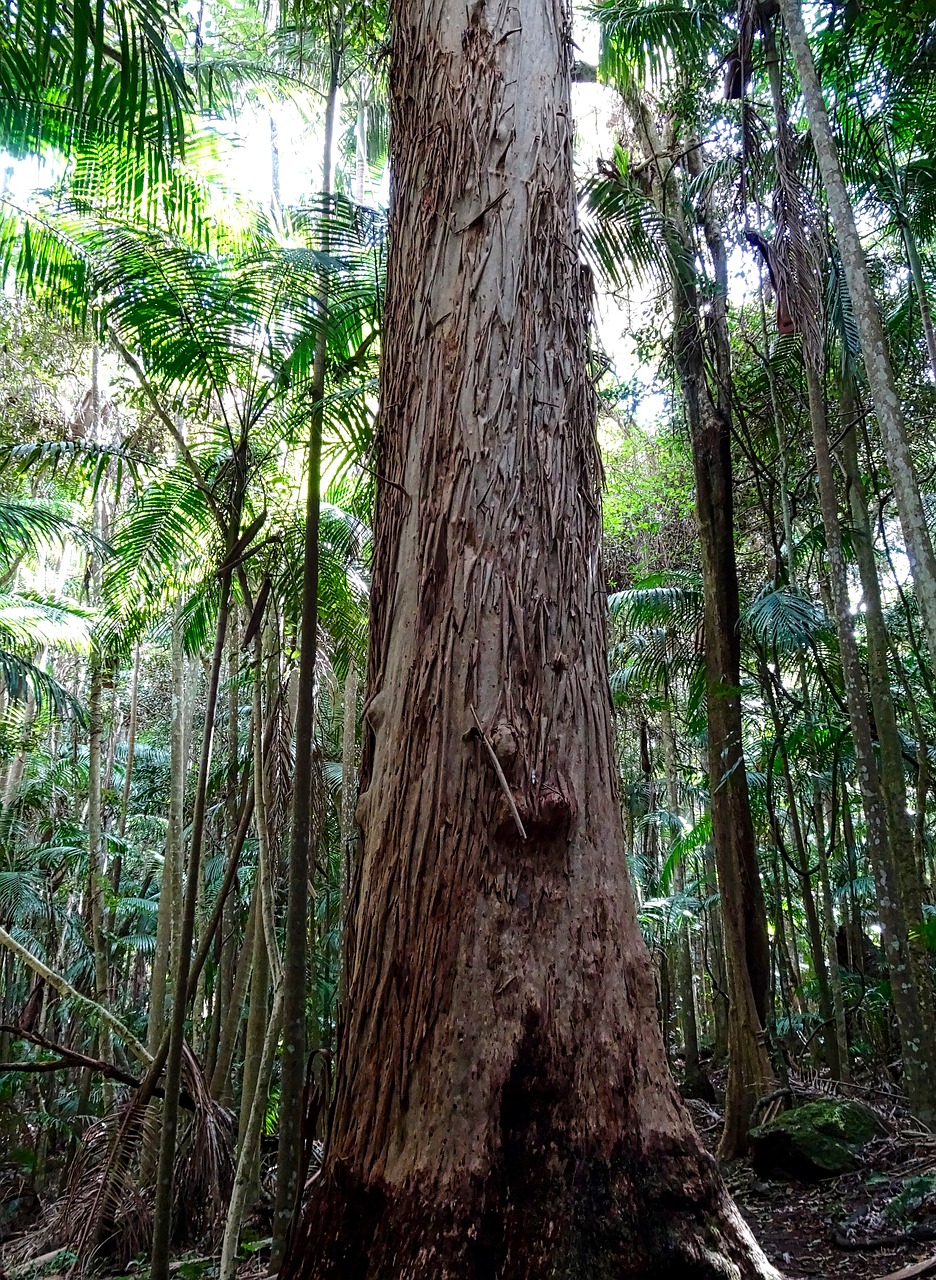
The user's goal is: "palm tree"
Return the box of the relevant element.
[0,0,189,160]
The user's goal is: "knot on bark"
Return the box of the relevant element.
[493,780,575,844]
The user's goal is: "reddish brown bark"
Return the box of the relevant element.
[282,0,778,1272]
[684,385,776,1160]
[669,173,775,1157]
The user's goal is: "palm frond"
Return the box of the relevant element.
[581,152,692,291]
[743,585,831,653]
[594,0,728,88]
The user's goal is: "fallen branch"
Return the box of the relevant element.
[0,1026,202,1113]
[833,1223,936,1252]
[875,1255,936,1280]
[0,1024,140,1087]
[0,925,152,1068]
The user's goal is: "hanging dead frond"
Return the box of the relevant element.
[766,28,826,371]
[174,1045,236,1244]
[9,1045,234,1272]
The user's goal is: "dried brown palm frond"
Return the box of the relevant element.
[754,1,826,372]
[4,1088,147,1270]
[771,131,826,371]
[9,1046,234,1273]
[787,1066,909,1128]
[174,1043,236,1244]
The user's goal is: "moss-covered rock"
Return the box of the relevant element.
[750,1098,887,1181]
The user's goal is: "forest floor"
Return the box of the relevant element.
[4,1083,936,1280]
[689,1083,936,1280]
[726,1154,935,1277]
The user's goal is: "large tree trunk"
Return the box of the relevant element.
[282,0,776,1274]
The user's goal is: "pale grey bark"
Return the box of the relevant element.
[148,614,185,1053]
[903,220,936,385]
[219,985,283,1280]
[779,0,936,667]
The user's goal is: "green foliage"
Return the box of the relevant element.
[594,0,728,89]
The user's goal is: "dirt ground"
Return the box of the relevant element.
[687,1093,936,1280]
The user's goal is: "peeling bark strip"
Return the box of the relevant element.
[284,0,777,1275]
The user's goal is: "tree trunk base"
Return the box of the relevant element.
[285,1138,779,1279]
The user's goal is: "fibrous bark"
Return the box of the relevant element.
[282,0,777,1273]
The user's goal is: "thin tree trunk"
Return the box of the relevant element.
[212,884,259,1105]
[87,347,110,1102]
[763,671,838,1075]
[272,54,341,1270]
[675,273,775,1157]
[703,841,729,1061]
[781,852,805,1002]
[804,360,936,1119]
[151,513,241,1280]
[840,781,863,975]
[281,0,776,1269]
[149,615,185,1054]
[209,616,241,1085]
[118,644,141,841]
[220,985,284,1280]
[770,849,795,1037]
[239,631,283,1207]
[903,220,936,384]
[778,0,936,666]
[661,709,706,1097]
[762,21,931,1101]
[87,657,112,1103]
[815,789,849,1080]
[838,399,936,1111]
[107,642,141,938]
[624,98,773,1156]
[237,875,270,1187]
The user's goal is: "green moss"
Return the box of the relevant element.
[751,1099,886,1180]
